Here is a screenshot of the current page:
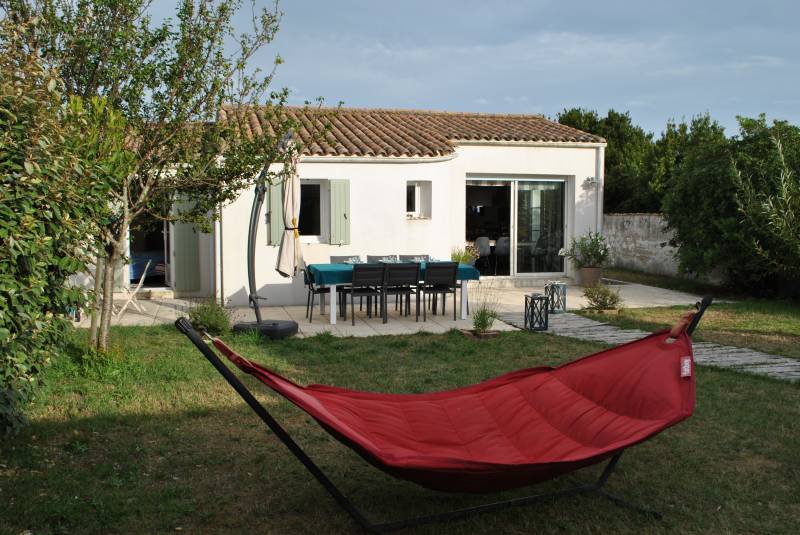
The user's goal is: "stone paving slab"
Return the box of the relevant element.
[499,312,799,383]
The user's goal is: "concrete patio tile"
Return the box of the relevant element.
[332,320,381,337]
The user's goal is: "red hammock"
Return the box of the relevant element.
[211,328,695,493]
[176,297,710,532]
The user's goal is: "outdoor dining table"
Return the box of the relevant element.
[307,262,481,325]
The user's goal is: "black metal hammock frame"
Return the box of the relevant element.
[176,296,712,533]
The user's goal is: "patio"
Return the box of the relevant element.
[84,278,706,337]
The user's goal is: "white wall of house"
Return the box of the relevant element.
[214,142,604,306]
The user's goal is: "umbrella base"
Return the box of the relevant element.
[233,320,298,340]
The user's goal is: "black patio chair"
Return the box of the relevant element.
[494,237,510,275]
[329,255,361,264]
[341,263,385,325]
[384,262,422,322]
[423,262,459,321]
[301,268,330,324]
[474,237,492,272]
[329,255,361,311]
[366,254,398,263]
[398,254,430,262]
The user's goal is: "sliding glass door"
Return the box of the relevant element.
[466,178,566,276]
[515,181,565,274]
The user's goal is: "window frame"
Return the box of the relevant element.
[406,180,432,219]
[406,182,420,217]
[299,179,329,244]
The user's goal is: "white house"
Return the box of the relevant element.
[151,107,605,306]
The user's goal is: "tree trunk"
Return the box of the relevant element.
[96,215,130,352]
[97,252,117,351]
[88,256,104,347]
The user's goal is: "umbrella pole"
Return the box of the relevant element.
[245,175,267,324]
[233,133,298,340]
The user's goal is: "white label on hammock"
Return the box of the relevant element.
[680,356,692,378]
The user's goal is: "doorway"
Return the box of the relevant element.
[129,214,168,287]
[466,179,566,277]
[466,183,511,276]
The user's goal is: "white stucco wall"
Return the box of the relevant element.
[215,142,604,306]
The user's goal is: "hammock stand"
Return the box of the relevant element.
[175,296,712,533]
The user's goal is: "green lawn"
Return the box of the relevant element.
[580,300,800,359]
[2,325,799,534]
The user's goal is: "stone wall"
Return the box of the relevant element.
[603,213,680,276]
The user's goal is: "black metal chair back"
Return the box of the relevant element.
[330,255,361,264]
[424,262,458,286]
[301,268,314,287]
[366,254,398,263]
[352,263,386,287]
[386,263,420,287]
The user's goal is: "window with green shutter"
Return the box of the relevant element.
[329,179,350,245]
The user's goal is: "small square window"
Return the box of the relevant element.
[406,180,431,219]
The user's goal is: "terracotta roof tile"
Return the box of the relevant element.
[218,106,605,157]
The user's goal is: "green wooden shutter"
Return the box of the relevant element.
[267,181,284,245]
[329,179,350,245]
[172,202,200,293]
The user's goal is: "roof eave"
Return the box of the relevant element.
[451,139,607,148]
[299,153,458,164]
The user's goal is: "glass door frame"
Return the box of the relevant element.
[510,178,568,278]
[467,175,569,278]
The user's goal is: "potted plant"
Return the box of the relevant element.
[451,245,479,266]
[560,231,609,287]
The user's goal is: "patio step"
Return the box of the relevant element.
[477,277,576,289]
[139,288,174,300]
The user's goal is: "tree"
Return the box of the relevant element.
[660,114,776,288]
[647,119,689,196]
[2,0,308,351]
[0,19,120,432]
[735,117,800,277]
[557,108,656,213]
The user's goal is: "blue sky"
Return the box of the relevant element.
[157,1,799,135]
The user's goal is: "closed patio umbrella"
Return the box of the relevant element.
[233,131,298,339]
[276,166,302,278]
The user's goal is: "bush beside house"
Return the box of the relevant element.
[0,21,115,433]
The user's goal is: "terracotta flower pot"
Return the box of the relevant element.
[579,267,602,287]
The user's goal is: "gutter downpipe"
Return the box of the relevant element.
[214,205,224,305]
[595,146,605,233]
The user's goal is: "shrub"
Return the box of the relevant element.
[471,282,499,333]
[561,232,609,268]
[583,285,623,311]
[451,246,479,265]
[660,114,796,292]
[735,131,800,278]
[187,300,231,335]
[1,21,114,434]
[472,305,498,333]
